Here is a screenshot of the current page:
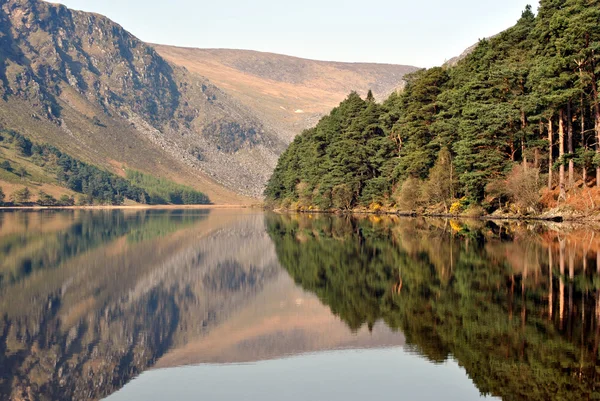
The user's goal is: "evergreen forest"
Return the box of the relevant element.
[265,2,600,215]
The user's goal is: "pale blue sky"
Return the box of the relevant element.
[55,0,539,67]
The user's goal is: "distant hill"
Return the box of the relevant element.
[153,46,419,143]
[0,0,417,201]
[443,42,480,67]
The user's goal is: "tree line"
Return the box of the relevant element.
[126,170,210,205]
[266,2,600,213]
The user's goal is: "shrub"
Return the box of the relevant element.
[506,166,542,212]
[37,191,57,206]
[59,194,75,206]
[360,177,390,206]
[16,166,27,179]
[449,197,467,215]
[332,184,353,210]
[296,181,313,206]
[11,187,31,204]
[313,187,332,210]
[462,205,485,218]
[422,147,456,211]
[281,197,293,210]
[77,194,91,206]
[394,177,422,211]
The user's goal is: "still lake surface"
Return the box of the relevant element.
[0,209,598,400]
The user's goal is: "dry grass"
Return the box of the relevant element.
[153,45,418,143]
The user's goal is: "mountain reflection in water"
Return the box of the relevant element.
[0,210,598,401]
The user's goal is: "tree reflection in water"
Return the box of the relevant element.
[267,214,600,401]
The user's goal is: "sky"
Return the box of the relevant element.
[55,0,540,68]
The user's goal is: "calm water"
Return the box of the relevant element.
[0,210,598,400]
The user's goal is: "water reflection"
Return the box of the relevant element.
[266,214,600,400]
[0,210,599,400]
[0,209,277,401]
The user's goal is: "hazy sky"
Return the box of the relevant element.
[55,0,539,67]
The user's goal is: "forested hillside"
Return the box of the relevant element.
[0,129,210,205]
[265,2,600,217]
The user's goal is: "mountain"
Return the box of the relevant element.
[0,0,417,201]
[153,46,419,143]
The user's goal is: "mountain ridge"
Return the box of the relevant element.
[154,44,418,143]
[0,0,417,201]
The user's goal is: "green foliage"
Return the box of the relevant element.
[331,184,353,210]
[265,92,397,209]
[0,160,11,171]
[59,194,75,206]
[2,130,146,205]
[422,147,456,211]
[11,187,31,204]
[125,170,210,205]
[394,177,422,211]
[267,2,600,210]
[0,186,4,205]
[37,191,57,206]
[0,130,209,206]
[16,166,27,179]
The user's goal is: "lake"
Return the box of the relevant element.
[0,209,597,400]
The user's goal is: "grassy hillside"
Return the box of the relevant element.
[154,46,418,143]
[0,129,211,205]
[0,131,76,203]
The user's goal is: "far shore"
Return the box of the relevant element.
[0,204,259,211]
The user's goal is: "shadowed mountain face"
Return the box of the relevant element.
[0,0,417,200]
[153,46,419,143]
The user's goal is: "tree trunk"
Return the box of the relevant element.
[569,247,574,333]
[548,118,554,190]
[521,110,528,169]
[567,101,574,188]
[582,94,587,186]
[559,109,566,201]
[592,80,600,186]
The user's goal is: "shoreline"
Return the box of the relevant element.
[269,207,600,225]
[0,204,257,211]
[4,205,598,226]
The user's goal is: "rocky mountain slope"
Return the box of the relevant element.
[0,0,416,200]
